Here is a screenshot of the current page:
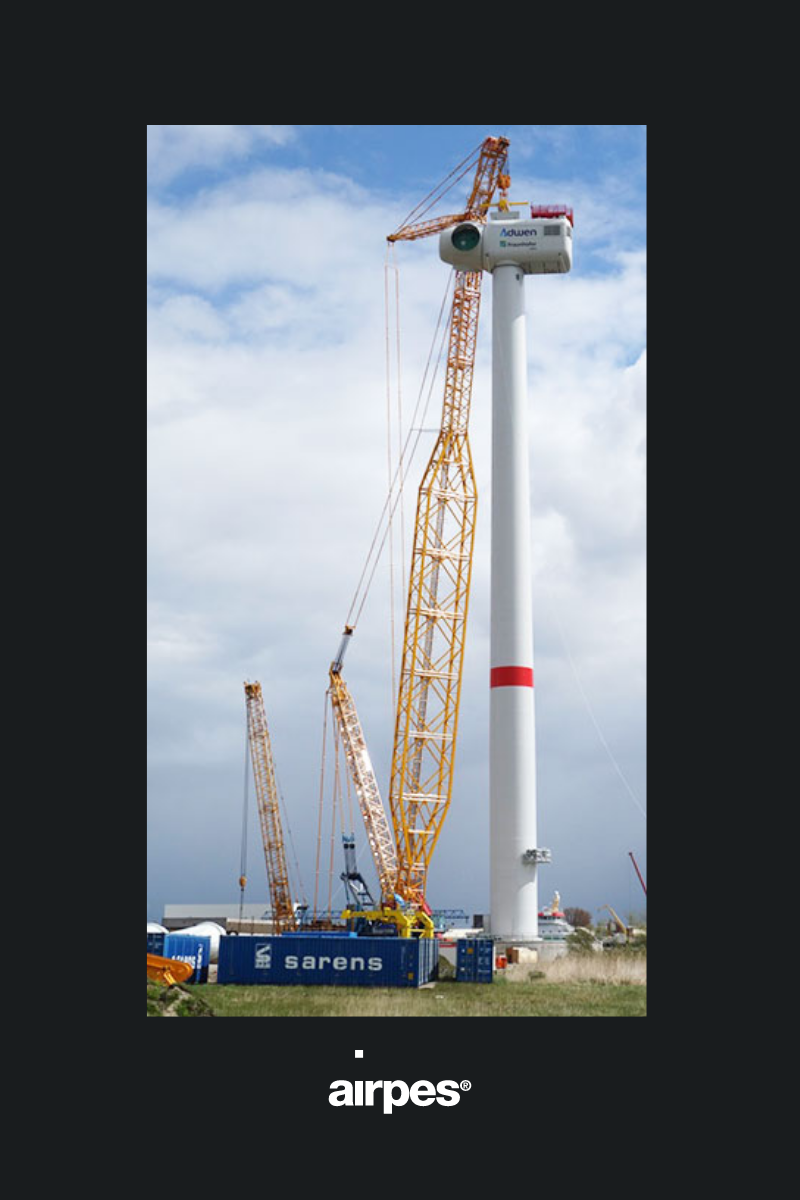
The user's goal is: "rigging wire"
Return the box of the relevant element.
[385,253,398,711]
[389,142,483,237]
[327,715,341,918]
[345,271,452,628]
[277,777,307,907]
[384,241,409,722]
[345,270,454,631]
[239,724,250,920]
[313,690,329,921]
[393,252,406,606]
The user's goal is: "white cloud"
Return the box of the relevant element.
[147,150,646,921]
[146,125,296,185]
[147,165,387,292]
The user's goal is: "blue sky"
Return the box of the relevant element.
[151,123,646,201]
[147,125,647,928]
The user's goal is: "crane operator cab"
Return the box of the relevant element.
[440,205,573,275]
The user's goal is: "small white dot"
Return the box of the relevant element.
[355,1049,363,1058]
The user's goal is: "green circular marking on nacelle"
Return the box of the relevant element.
[451,223,481,252]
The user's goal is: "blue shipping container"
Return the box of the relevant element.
[147,932,165,955]
[456,938,494,983]
[218,935,438,988]
[163,934,210,983]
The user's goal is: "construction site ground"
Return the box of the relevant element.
[147,951,644,1017]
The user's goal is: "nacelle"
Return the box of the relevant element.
[439,213,573,275]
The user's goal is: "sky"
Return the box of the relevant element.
[147,124,647,928]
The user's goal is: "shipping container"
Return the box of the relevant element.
[147,931,165,955]
[218,934,438,988]
[163,934,210,983]
[456,937,494,983]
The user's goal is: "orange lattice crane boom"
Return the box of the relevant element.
[244,681,297,934]
[387,136,509,908]
[388,137,511,243]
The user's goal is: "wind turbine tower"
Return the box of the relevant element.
[440,199,573,941]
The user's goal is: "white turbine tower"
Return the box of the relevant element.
[440,202,573,942]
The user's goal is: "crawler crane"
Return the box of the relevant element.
[329,632,397,906]
[244,681,297,934]
[329,137,510,923]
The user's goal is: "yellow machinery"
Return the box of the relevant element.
[330,138,510,915]
[340,907,435,939]
[386,137,509,907]
[146,953,194,986]
[244,682,297,934]
[600,904,630,939]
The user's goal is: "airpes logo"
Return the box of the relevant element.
[329,1050,471,1114]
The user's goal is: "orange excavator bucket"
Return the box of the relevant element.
[147,953,194,986]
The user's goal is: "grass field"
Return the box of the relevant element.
[149,950,646,1017]
[188,954,645,1017]
[190,980,643,1017]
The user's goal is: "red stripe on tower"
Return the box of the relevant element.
[490,666,534,689]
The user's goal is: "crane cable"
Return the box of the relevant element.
[276,774,307,908]
[326,716,341,919]
[393,252,406,612]
[385,241,408,714]
[385,250,398,710]
[313,689,329,921]
[388,141,484,239]
[238,723,250,920]
[345,268,454,632]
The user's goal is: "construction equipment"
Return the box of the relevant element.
[328,138,510,916]
[629,850,647,896]
[599,903,645,946]
[341,906,435,939]
[328,646,398,905]
[146,953,194,986]
[328,635,405,933]
[387,136,510,907]
[244,681,297,934]
[600,904,628,937]
[340,833,376,912]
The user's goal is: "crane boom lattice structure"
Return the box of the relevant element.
[244,681,297,934]
[328,669,398,904]
[387,136,509,906]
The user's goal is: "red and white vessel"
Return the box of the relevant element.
[537,891,575,942]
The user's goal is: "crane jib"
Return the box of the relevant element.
[329,137,509,912]
[386,137,509,907]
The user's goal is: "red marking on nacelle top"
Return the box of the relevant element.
[490,666,534,689]
[530,204,574,226]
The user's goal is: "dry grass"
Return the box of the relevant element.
[533,952,646,986]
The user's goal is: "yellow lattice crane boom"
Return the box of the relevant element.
[387,136,510,908]
[244,681,297,934]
